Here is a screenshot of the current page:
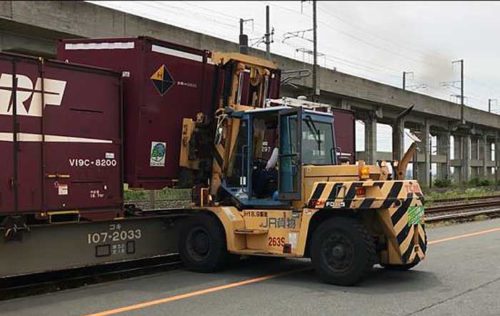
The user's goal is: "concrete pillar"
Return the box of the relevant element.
[490,139,497,179]
[411,127,418,181]
[470,137,477,178]
[437,132,450,180]
[471,137,479,161]
[490,139,495,179]
[392,119,405,162]
[453,135,462,182]
[416,121,431,187]
[453,136,462,160]
[364,116,377,164]
[462,134,471,183]
[481,135,488,178]
[495,133,500,185]
[340,99,351,111]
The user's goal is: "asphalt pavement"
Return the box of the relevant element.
[2,218,500,316]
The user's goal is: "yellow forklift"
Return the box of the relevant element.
[178,53,426,285]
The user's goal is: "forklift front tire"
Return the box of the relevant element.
[178,214,234,272]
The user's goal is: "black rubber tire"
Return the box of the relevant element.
[178,214,235,272]
[311,217,376,286]
[381,260,420,271]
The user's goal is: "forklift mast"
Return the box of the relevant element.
[207,53,280,197]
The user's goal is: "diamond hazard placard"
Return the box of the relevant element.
[151,64,175,96]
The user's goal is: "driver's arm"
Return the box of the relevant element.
[265,147,279,170]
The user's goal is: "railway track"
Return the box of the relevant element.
[425,196,500,223]
[0,255,181,301]
[431,194,500,204]
[428,194,500,204]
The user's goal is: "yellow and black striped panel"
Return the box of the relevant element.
[383,197,424,263]
[210,117,241,195]
[387,202,427,263]
[308,180,427,264]
[397,224,427,263]
[308,180,412,210]
[375,205,427,264]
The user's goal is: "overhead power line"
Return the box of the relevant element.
[103,2,500,112]
[282,29,313,43]
[271,2,454,71]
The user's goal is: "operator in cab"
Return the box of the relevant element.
[253,121,279,199]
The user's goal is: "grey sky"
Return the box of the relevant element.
[89,1,500,152]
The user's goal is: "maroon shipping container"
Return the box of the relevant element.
[0,52,122,219]
[332,108,356,163]
[57,37,218,189]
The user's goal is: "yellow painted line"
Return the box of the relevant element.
[428,227,500,245]
[87,226,500,316]
[85,267,310,316]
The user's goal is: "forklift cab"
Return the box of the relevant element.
[221,106,336,208]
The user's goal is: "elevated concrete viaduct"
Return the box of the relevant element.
[1,1,499,186]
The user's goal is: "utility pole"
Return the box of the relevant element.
[402,71,413,90]
[488,98,497,113]
[246,8,273,58]
[312,0,318,101]
[265,5,271,59]
[239,18,253,55]
[452,59,464,124]
[494,131,500,191]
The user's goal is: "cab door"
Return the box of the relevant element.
[278,108,302,200]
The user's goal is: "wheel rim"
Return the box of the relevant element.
[321,231,354,273]
[186,227,211,261]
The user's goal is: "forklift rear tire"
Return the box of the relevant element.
[311,217,376,286]
[179,214,235,272]
[381,260,420,271]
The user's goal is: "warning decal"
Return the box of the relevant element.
[408,205,425,226]
[58,184,68,196]
[150,64,175,96]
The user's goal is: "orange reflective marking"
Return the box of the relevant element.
[86,267,310,316]
[428,227,500,245]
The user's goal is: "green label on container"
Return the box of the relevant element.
[408,205,425,226]
[150,141,166,167]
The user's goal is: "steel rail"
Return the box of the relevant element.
[0,255,181,301]
[426,199,500,213]
[432,194,500,204]
[425,197,500,223]
[425,208,500,223]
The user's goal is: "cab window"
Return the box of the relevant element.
[302,116,335,165]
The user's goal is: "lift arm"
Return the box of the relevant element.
[394,142,417,180]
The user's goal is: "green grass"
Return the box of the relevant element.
[423,186,500,206]
[122,183,500,208]
[124,187,191,202]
